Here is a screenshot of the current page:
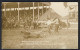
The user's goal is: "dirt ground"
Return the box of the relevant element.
[2,24,78,49]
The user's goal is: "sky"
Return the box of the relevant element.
[50,2,78,17]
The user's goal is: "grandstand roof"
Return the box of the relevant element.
[2,2,51,8]
[38,8,61,21]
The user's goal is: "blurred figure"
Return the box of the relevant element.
[26,15,32,29]
[46,17,52,33]
[53,17,60,33]
[33,21,37,29]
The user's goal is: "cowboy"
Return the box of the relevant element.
[53,17,60,33]
[46,17,52,33]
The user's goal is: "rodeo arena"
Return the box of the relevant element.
[2,2,78,49]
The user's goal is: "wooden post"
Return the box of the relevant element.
[49,6,50,18]
[4,3,6,17]
[46,6,47,11]
[38,2,39,20]
[18,2,20,22]
[33,2,34,22]
[42,3,44,15]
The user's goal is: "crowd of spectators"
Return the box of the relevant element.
[2,8,48,29]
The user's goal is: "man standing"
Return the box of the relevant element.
[53,17,60,33]
[46,18,52,33]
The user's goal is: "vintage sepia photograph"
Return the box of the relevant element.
[2,2,78,49]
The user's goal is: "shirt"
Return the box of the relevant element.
[46,20,52,25]
[53,19,59,24]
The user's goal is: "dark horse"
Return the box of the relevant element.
[52,18,70,33]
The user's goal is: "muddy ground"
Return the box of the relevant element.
[2,24,78,49]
